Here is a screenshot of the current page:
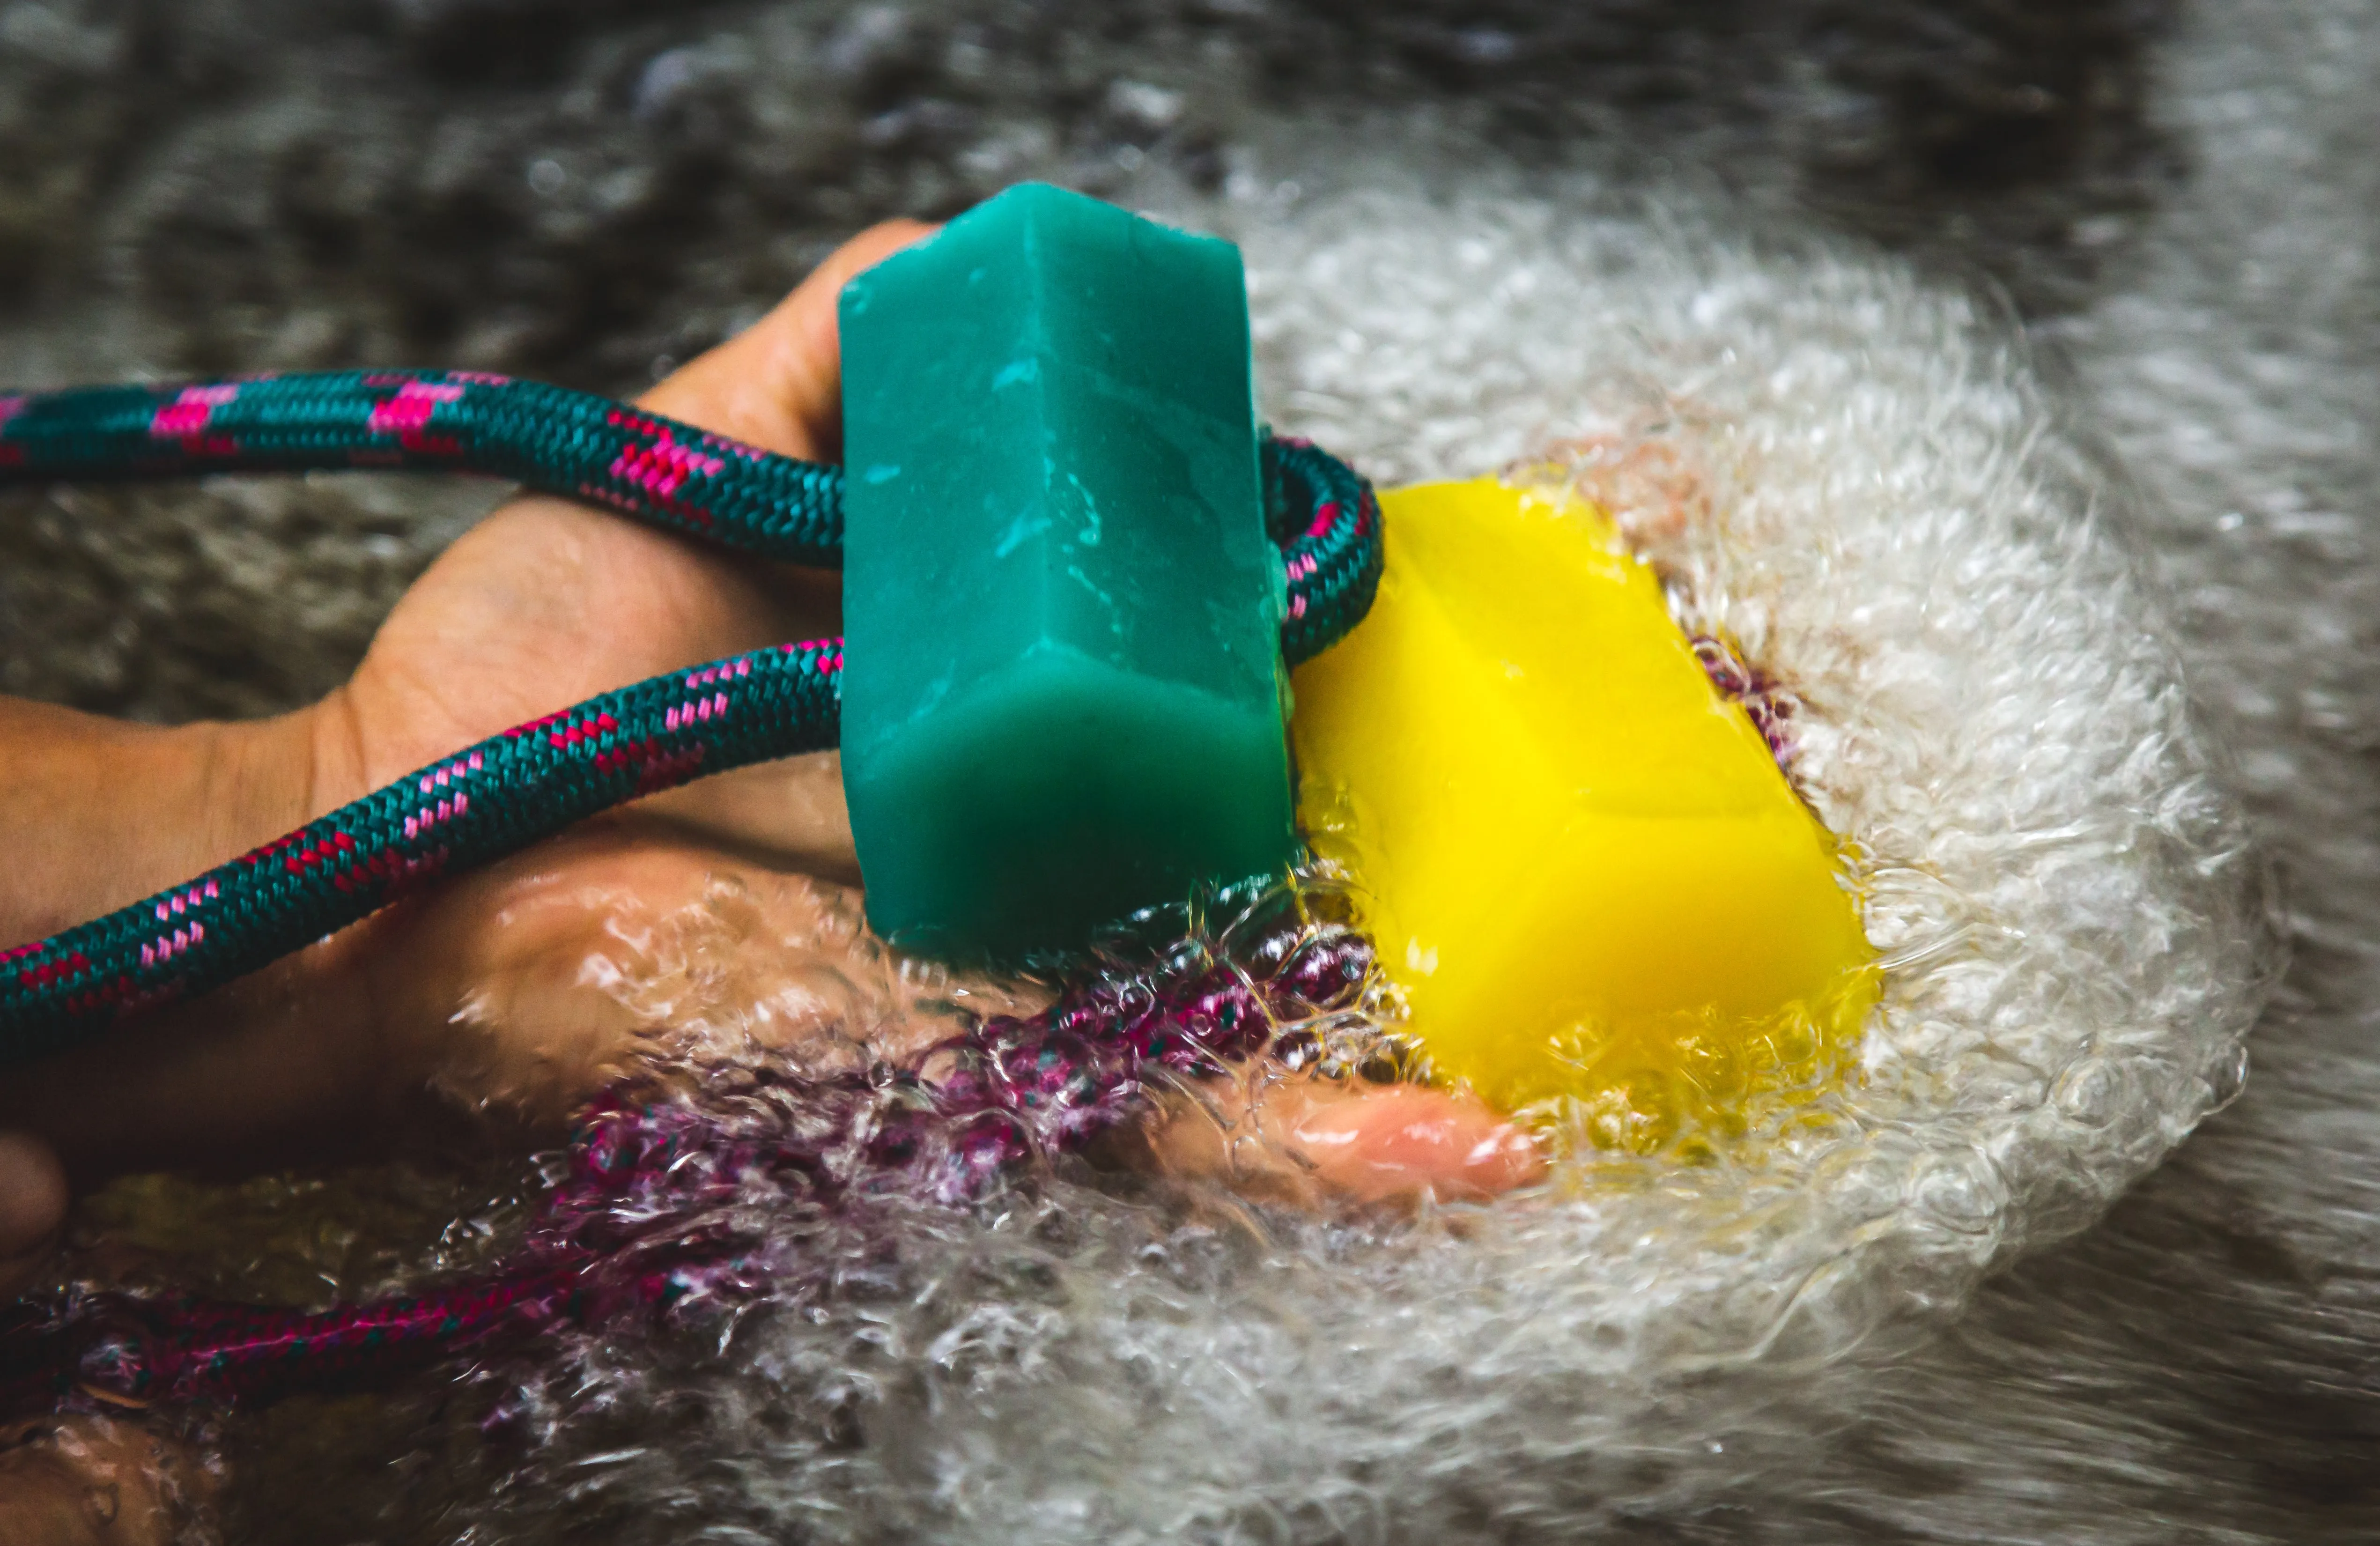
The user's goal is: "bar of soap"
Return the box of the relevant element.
[1290,477,1876,1146]
[839,184,1294,960]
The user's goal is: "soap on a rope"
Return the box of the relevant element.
[1290,476,1876,1145]
[839,183,1295,960]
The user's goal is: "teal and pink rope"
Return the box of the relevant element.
[0,370,1381,1062]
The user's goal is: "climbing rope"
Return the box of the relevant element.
[0,370,1382,1062]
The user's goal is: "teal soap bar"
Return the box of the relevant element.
[839,183,1294,959]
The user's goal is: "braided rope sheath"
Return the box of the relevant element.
[0,372,1381,1061]
[1265,434,1383,666]
[0,370,844,565]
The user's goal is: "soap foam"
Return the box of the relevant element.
[434,157,2274,1542]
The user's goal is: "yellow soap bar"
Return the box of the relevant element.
[1290,476,1874,1149]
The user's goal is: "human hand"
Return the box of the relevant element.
[0,219,928,1284]
[1,820,1538,1188]
[303,216,940,880]
[0,824,1538,1546]
[0,216,1539,1301]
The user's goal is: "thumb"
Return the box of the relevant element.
[638,218,939,462]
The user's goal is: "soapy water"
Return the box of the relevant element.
[6,874,1392,1412]
[23,155,2275,1541]
[22,47,2335,1542]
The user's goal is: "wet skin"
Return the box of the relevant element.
[0,1414,218,1546]
[0,222,1540,1546]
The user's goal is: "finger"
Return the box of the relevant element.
[639,218,939,461]
[0,1130,67,1296]
[1135,1073,1544,1207]
[360,822,869,1131]
[0,826,886,1189]
[1271,1080,1543,1204]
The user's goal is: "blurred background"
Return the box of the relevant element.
[4,2,2379,1542]
[0,0,2169,720]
